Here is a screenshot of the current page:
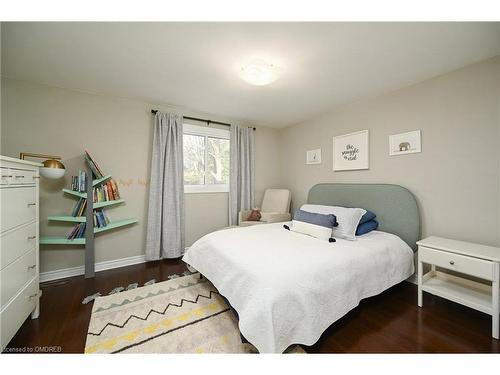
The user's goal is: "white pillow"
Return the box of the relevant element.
[300,204,366,241]
[290,220,332,241]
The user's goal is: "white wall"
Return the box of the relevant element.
[0,78,282,272]
[1,55,499,275]
[280,56,500,246]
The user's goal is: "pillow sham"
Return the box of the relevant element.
[356,219,379,236]
[300,204,366,241]
[359,210,376,225]
[290,209,337,242]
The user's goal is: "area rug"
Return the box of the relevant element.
[85,273,305,354]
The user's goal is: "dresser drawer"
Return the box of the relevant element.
[0,187,37,233]
[0,167,37,186]
[419,246,494,280]
[0,222,37,270]
[0,249,37,307]
[0,277,39,350]
[11,169,37,185]
[0,168,13,185]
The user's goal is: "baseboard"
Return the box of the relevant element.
[40,254,147,283]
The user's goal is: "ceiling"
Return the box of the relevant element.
[2,22,499,128]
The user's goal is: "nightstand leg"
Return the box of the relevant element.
[493,263,499,339]
[417,260,423,307]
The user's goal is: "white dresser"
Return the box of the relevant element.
[0,155,42,350]
[417,236,500,339]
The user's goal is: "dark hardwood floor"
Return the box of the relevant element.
[4,259,500,353]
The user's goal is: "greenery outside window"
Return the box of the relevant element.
[183,124,230,193]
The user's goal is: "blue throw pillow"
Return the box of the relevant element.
[359,210,376,224]
[290,209,338,241]
[356,219,378,236]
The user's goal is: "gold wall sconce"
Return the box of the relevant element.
[20,152,66,179]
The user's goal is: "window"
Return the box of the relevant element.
[183,124,230,193]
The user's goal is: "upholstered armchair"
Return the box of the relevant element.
[239,189,292,226]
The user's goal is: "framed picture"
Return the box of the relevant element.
[333,130,369,171]
[389,130,421,156]
[306,148,322,165]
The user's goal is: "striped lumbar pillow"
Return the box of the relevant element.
[290,209,338,242]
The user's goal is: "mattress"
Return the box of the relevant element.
[182,222,414,353]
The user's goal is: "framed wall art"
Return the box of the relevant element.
[306,148,322,165]
[389,130,421,156]
[333,130,369,171]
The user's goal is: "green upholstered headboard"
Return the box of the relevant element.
[307,183,420,251]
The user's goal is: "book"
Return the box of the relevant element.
[70,171,87,192]
[109,179,120,199]
[67,224,79,239]
[84,150,105,179]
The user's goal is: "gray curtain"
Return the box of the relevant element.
[229,125,255,225]
[146,111,185,260]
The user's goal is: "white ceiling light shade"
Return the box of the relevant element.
[240,60,280,86]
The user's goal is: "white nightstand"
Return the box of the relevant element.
[417,236,500,339]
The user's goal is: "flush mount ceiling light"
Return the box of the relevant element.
[240,61,280,86]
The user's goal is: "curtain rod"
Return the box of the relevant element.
[151,110,255,130]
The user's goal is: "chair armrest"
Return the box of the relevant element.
[262,213,292,223]
[239,210,252,224]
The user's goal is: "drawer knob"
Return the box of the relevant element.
[15,175,25,178]
[2,174,13,178]
[27,203,36,207]
[27,235,37,240]
[449,260,455,265]
[28,264,36,270]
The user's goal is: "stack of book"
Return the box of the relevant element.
[66,151,121,239]
[71,171,87,192]
[67,210,110,239]
[67,223,86,239]
[71,198,87,217]
[94,210,110,228]
[85,150,105,179]
[93,180,120,202]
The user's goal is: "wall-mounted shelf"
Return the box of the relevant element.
[40,156,138,278]
[42,218,137,237]
[92,175,112,187]
[39,237,86,245]
[48,215,86,223]
[93,218,138,234]
[94,199,124,209]
[62,188,87,199]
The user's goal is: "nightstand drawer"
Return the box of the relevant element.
[419,246,494,281]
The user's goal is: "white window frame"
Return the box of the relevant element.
[183,123,230,194]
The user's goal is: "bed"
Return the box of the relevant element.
[182,183,420,353]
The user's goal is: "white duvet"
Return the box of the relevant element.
[182,222,414,353]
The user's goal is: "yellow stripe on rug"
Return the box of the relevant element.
[85,301,225,353]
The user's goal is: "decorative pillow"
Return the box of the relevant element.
[359,210,376,225]
[247,209,261,221]
[301,204,366,241]
[356,219,379,236]
[290,209,337,242]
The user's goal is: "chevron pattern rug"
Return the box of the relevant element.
[85,273,304,354]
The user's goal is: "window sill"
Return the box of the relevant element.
[184,185,229,194]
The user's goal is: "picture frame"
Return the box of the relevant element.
[389,130,421,156]
[333,130,369,171]
[306,148,322,165]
